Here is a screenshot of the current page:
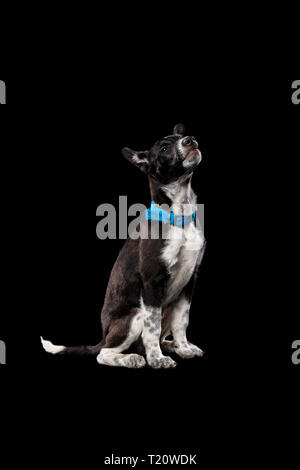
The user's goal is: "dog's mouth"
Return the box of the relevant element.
[185,147,201,161]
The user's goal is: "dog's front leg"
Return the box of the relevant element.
[162,295,204,359]
[141,294,176,369]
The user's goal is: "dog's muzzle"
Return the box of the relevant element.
[182,137,201,162]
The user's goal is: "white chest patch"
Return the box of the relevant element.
[161,223,204,306]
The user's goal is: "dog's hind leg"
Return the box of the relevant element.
[97,311,146,368]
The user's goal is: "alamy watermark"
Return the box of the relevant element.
[291,340,300,365]
[291,80,300,105]
[0,80,6,104]
[96,197,204,250]
[0,340,6,364]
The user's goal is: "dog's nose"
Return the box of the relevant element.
[182,136,198,147]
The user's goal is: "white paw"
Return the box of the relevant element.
[122,354,146,369]
[147,355,177,369]
[176,343,204,359]
[188,343,204,357]
[162,340,204,359]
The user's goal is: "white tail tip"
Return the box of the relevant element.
[40,336,65,355]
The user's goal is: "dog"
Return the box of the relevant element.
[41,124,206,369]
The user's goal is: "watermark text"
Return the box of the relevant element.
[0,340,6,364]
[291,340,300,365]
[291,80,300,105]
[0,80,6,104]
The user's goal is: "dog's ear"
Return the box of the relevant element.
[173,123,185,136]
[122,147,150,174]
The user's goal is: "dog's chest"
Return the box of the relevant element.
[161,224,204,306]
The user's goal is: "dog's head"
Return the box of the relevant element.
[122,124,202,184]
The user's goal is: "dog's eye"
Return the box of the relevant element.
[161,146,167,153]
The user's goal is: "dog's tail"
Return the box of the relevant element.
[40,337,105,356]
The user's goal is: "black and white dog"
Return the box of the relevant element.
[41,124,206,369]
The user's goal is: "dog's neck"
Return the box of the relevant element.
[148,174,197,214]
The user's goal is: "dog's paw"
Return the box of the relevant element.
[162,340,204,359]
[187,343,204,357]
[121,354,146,368]
[176,343,204,359]
[147,355,177,369]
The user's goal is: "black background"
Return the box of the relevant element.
[0,68,299,452]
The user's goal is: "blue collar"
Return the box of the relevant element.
[145,201,196,228]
